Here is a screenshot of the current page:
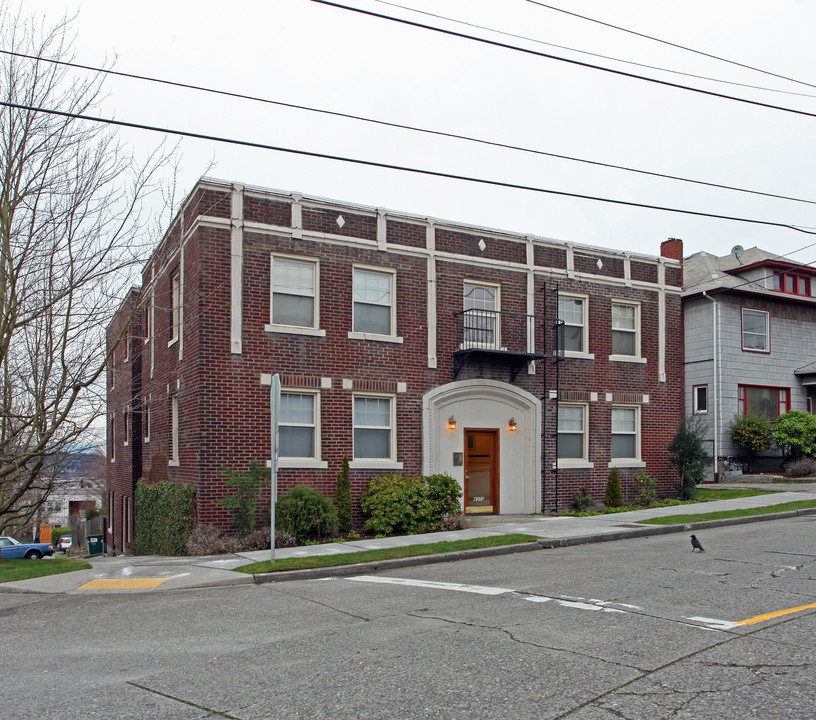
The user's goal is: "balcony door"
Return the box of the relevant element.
[465,430,499,514]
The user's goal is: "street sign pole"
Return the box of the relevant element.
[270,373,281,562]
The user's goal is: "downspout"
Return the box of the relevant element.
[701,291,719,482]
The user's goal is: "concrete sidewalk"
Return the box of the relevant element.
[2,488,815,594]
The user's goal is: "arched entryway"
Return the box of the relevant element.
[422,380,541,514]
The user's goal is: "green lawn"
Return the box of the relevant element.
[237,534,539,574]
[639,498,816,526]
[696,487,771,501]
[0,556,92,584]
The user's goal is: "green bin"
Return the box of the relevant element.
[87,534,104,556]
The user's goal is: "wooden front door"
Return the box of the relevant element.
[465,430,499,514]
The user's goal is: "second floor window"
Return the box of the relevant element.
[271,256,317,328]
[611,302,639,356]
[558,294,587,353]
[353,268,394,335]
[463,282,499,349]
[741,308,769,352]
[773,272,810,296]
[170,270,181,343]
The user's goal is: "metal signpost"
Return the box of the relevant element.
[269,373,281,562]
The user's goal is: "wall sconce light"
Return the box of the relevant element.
[508,417,517,431]
[448,415,457,430]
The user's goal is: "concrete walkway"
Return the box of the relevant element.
[3,487,815,594]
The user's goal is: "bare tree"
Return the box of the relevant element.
[0,7,168,532]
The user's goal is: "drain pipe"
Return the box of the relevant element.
[701,291,719,483]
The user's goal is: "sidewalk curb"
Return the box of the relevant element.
[251,506,816,584]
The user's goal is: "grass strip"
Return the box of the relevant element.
[695,487,771,500]
[0,556,92,584]
[237,534,539,574]
[639,498,816,526]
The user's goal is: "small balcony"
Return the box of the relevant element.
[453,309,548,380]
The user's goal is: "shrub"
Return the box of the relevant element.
[604,468,623,508]
[633,471,656,506]
[187,523,236,556]
[133,480,196,556]
[668,416,708,500]
[360,473,462,536]
[50,525,71,544]
[84,505,101,521]
[773,410,816,462]
[729,413,774,469]
[218,460,269,536]
[335,455,352,533]
[276,485,338,544]
[570,487,594,512]
[782,456,816,478]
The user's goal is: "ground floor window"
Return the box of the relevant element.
[353,394,394,460]
[279,391,318,459]
[738,385,789,418]
[611,405,640,461]
[557,403,587,461]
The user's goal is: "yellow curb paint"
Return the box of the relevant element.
[78,578,168,590]
[735,602,816,627]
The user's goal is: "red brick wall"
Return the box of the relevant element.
[108,182,685,537]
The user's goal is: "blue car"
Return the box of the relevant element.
[0,536,55,559]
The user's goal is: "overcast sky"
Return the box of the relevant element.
[21,0,816,262]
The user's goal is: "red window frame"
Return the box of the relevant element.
[738,385,790,417]
[773,272,811,296]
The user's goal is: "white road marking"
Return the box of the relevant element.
[686,616,737,631]
[349,575,515,595]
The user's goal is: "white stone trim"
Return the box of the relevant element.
[230,183,244,355]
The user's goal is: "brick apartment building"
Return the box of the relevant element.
[106,178,684,553]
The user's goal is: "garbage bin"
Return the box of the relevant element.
[86,534,104,556]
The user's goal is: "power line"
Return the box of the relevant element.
[2,49,813,207]
[372,0,816,100]
[526,1,816,92]
[4,98,815,236]
[311,0,816,120]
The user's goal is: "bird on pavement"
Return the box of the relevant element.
[690,534,705,552]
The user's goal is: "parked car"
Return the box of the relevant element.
[56,535,72,551]
[0,536,55,559]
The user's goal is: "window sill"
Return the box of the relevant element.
[562,351,595,360]
[609,355,647,364]
[608,460,647,469]
[741,347,770,354]
[265,324,326,338]
[168,459,180,467]
[273,459,329,469]
[552,461,594,470]
[348,332,403,344]
[349,460,404,471]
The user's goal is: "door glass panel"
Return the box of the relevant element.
[466,432,493,512]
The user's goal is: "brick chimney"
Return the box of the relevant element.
[661,237,683,262]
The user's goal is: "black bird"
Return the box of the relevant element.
[690,534,705,552]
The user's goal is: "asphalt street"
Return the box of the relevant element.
[2,515,814,719]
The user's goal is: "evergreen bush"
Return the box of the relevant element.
[773,410,816,462]
[668,416,709,500]
[335,455,352,533]
[570,487,594,512]
[360,473,462,536]
[218,460,269,536]
[729,413,774,470]
[276,485,338,544]
[133,479,196,555]
[604,468,623,508]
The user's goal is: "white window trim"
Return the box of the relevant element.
[558,292,590,356]
[611,300,641,360]
[123,407,130,447]
[462,280,502,351]
[110,416,116,464]
[741,307,770,352]
[693,385,708,415]
[144,394,151,443]
[556,402,591,468]
[610,404,641,466]
[144,299,151,345]
[268,253,321,334]
[350,265,400,340]
[168,270,181,348]
[278,389,322,465]
[169,393,179,466]
[351,392,401,466]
